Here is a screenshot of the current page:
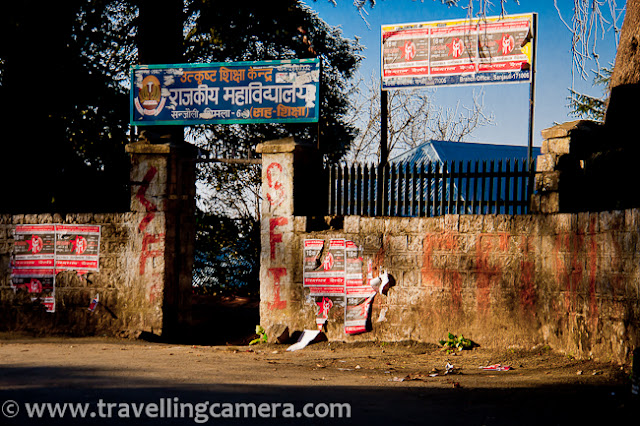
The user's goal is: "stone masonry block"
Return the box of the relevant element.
[359,217,385,234]
[540,193,560,214]
[599,210,625,232]
[444,215,459,232]
[534,171,561,192]
[459,215,483,233]
[530,194,541,213]
[423,216,444,233]
[293,216,307,233]
[535,154,558,172]
[343,216,360,233]
[546,137,571,155]
[389,235,408,251]
[540,120,595,140]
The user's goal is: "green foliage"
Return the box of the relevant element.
[568,66,611,123]
[193,208,259,296]
[249,325,268,345]
[439,333,474,352]
[184,0,363,163]
[0,1,132,213]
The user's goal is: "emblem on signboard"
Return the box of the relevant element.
[449,37,465,58]
[135,75,167,116]
[501,34,515,55]
[401,40,417,61]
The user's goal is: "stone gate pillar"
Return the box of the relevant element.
[256,137,323,336]
[125,141,196,338]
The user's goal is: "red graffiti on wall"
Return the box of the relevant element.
[135,166,158,233]
[135,165,164,303]
[266,162,285,208]
[422,232,462,309]
[555,232,586,313]
[140,233,164,275]
[267,267,287,310]
[265,161,288,310]
[519,235,536,314]
[423,231,536,314]
[474,234,507,314]
[270,217,288,260]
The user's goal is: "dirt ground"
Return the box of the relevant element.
[0,334,635,425]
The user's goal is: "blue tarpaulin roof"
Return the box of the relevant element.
[390,140,541,165]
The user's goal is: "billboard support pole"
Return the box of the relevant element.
[527,13,538,201]
[380,89,389,166]
[527,13,538,167]
[376,88,389,215]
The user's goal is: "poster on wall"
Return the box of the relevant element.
[11,224,102,313]
[13,225,56,268]
[382,13,535,89]
[131,58,320,125]
[55,225,101,272]
[11,269,56,313]
[303,238,347,297]
[303,238,386,334]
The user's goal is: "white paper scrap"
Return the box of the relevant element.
[286,330,321,352]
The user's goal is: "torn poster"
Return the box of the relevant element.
[88,293,100,313]
[345,246,374,334]
[316,297,334,330]
[11,268,56,313]
[304,238,346,297]
[286,330,321,352]
[303,238,387,335]
[304,239,346,328]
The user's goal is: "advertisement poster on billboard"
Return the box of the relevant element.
[382,13,535,89]
[131,58,320,125]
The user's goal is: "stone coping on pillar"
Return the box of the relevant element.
[256,137,313,154]
[125,142,198,156]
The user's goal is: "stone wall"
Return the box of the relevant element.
[0,142,196,338]
[0,212,164,336]
[258,138,640,363]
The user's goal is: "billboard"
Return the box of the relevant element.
[382,13,535,89]
[130,58,320,125]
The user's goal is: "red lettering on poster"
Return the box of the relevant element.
[269,217,288,260]
[267,267,287,310]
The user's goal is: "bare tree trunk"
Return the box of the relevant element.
[605,0,640,135]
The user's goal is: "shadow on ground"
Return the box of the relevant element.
[0,363,634,425]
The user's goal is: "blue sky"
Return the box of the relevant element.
[302,0,622,146]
